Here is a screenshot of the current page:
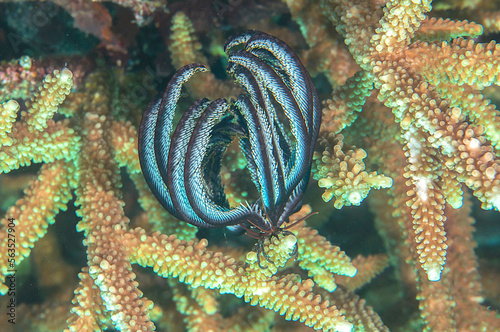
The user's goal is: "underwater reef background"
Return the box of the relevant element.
[0,0,500,331]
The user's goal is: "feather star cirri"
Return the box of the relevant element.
[138,31,321,252]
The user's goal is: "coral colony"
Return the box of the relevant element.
[1,0,500,331]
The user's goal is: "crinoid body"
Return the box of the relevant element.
[138,31,321,264]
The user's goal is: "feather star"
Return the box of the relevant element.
[138,31,321,244]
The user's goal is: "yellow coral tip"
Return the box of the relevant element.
[427,267,442,281]
[336,322,353,332]
[246,251,257,263]
[382,177,393,187]
[347,191,362,205]
[100,260,110,270]
[60,68,73,81]
[283,234,297,249]
[346,266,357,277]
[0,284,8,295]
[4,100,19,112]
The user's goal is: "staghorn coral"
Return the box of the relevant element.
[168,11,242,101]
[283,0,500,330]
[314,134,392,209]
[0,0,499,331]
[0,55,385,332]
